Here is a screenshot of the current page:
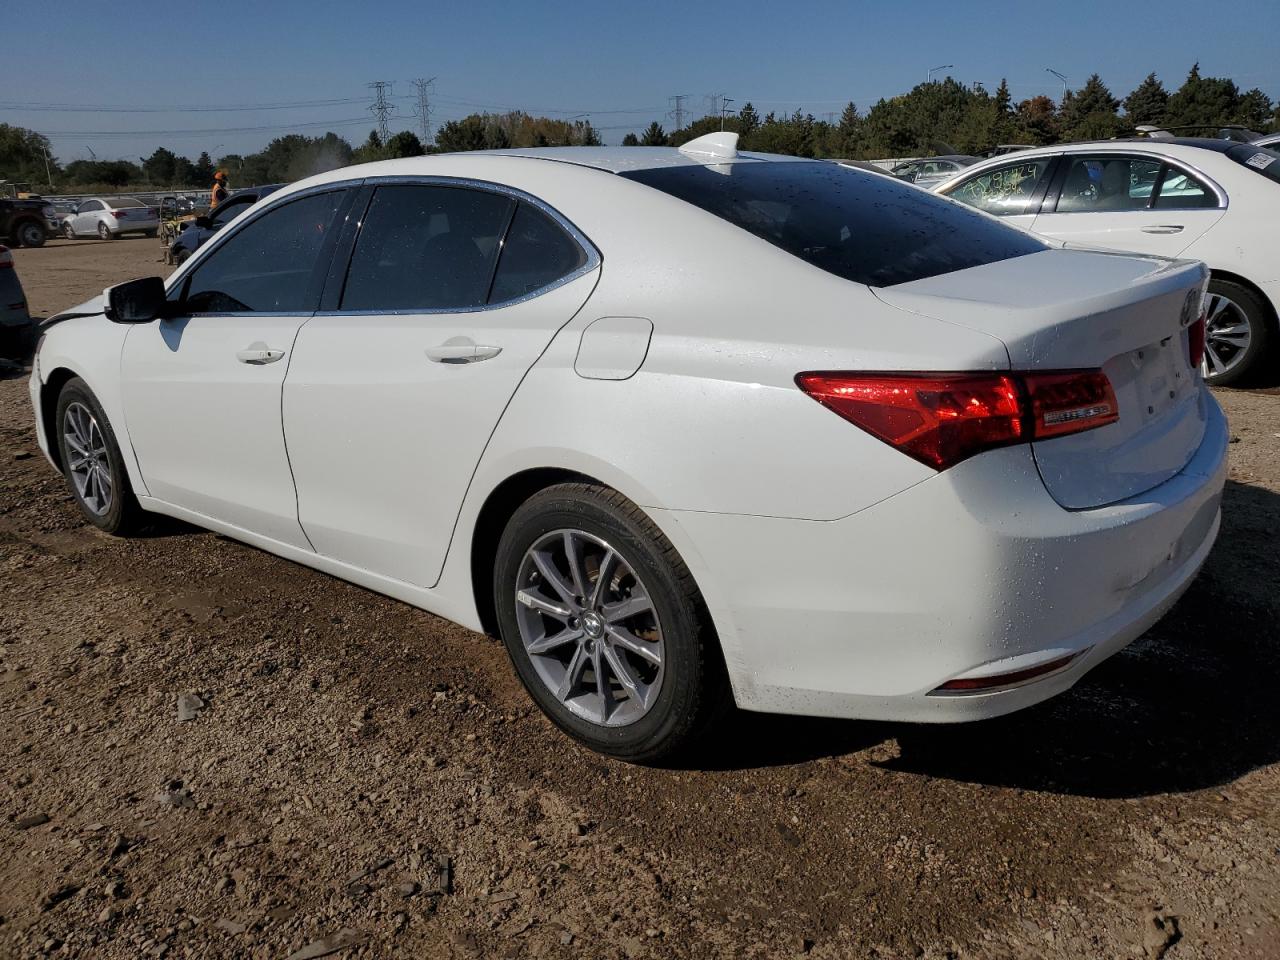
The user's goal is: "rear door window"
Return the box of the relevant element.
[621,160,1046,287]
[183,190,347,313]
[340,184,514,312]
[1054,156,1163,212]
[1153,167,1217,208]
[945,158,1054,216]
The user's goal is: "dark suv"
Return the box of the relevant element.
[0,196,55,248]
[168,184,282,264]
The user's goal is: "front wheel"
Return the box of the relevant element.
[97,222,113,240]
[1202,279,1273,386]
[494,483,728,763]
[15,221,46,248]
[54,378,146,535]
[62,223,76,239]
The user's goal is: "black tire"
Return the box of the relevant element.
[15,220,46,248]
[53,378,147,535]
[173,248,191,266]
[1203,278,1274,387]
[494,482,728,763]
[97,222,113,240]
[62,223,76,240]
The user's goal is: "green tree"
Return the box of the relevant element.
[1235,89,1274,130]
[1059,74,1123,140]
[831,101,861,156]
[640,121,668,146]
[1123,73,1170,126]
[142,147,178,184]
[1015,95,1059,145]
[193,151,215,183]
[0,123,58,185]
[384,130,426,157]
[1165,63,1241,130]
[737,102,761,143]
[352,129,385,163]
[436,116,490,152]
[621,132,640,146]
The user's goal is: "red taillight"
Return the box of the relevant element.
[796,369,1118,470]
[1023,370,1118,439]
[1188,316,1206,369]
[111,209,124,218]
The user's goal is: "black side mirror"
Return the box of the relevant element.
[105,277,170,324]
[194,215,212,229]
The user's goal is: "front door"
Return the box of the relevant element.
[938,155,1058,231]
[283,182,599,586]
[121,187,352,547]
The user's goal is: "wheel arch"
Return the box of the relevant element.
[1208,268,1279,333]
[40,366,82,472]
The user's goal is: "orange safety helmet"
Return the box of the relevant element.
[213,171,227,181]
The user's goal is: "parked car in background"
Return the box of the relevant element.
[890,155,978,187]
[0,196,54,247]
[0,245,34,358]
[61,197,160,240]
[987,144,1036,157]
[1251,132,1280,150]
[168,184,283,264]
[936,138,1280,384]
[30,137,1226,761]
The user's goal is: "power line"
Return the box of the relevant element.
[368,81,395,141]
[411,77,436,144]
[0,96,372,113]
[40,116,375,139]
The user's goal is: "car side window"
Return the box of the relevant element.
[79,201,99,213]
[946,159,1052,215]
[340,184,514,312]
[183,190,346,314]
[1154,167,1217,209]
[489,202,588,304]
[1055,156,1162,213]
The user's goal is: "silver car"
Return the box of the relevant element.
[890,155,980,188]
[60,197,160,240]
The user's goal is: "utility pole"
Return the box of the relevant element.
[668,95,689,134]
[368,80,395,142]
[411,77,436,144]
[720,97,734,131]
[927,63,954,83]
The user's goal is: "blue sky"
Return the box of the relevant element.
[4,0,1277,163]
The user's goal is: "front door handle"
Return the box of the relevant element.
[236,345,286,364]
[426,341,503,364]
[1141,224,1184,234]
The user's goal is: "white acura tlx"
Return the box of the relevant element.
[29,133,1227,762]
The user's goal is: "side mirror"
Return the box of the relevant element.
[104,277,170,324]
[194,215,212,229]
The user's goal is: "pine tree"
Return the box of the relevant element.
[1123,73,1170,126]
[621,133,640,146]
[1059,74,1123,140]
[737,102,761,142]
[640,121,668,146]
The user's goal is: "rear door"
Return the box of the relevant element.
[938,155,1058,230]
[283,181,599,587]
[1030,153,1226,257]
[121,187,353,546]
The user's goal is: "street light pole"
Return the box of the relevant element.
[927,64,954,83]
[720,97,734,131]
[1046,68,1069,102]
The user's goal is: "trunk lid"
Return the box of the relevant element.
[874,248,1210,509]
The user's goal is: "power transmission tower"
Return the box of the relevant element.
[668,94,689,133]
[411,77,436,143]
[368,80,395,142]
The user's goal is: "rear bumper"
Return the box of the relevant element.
[655,389,1228,722]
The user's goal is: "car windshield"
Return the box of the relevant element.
[1226,144,1280,185]
[619,160,1046,287]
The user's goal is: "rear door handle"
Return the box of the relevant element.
[1140,224,1184,234]
[426,342,502,364]
[236,345,285,364]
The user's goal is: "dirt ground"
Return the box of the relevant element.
[2,237,1279,960]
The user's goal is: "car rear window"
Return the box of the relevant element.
[113,197,146,208]
[1226,144,1280,184]
[619,160,1046,287]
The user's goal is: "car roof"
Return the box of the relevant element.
[466,146,809,174]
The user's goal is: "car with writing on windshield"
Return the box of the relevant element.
[29,134,1226,762]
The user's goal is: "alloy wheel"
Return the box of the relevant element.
[514,529,664,727]
[1201,292,1252,380]
[63,402,113,516]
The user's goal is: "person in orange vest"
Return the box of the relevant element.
[209,171,229,210]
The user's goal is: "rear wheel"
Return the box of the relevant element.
[1202,279,1272,386]
[97,222,112,241]
[54,378,146,535]
[494,483,728,763]
[15,220,45,248]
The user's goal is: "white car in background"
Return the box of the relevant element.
[29,136,1226,762]
[60,196,160,241]
[935,139,1280,384]
[1252,132,1280,150]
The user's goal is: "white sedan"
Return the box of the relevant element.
[934,139,1280,385]
[61,196,160,240]
[29,134,1227,762]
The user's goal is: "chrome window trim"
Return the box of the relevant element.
[167,174,601,318]
[318,174,601,317]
